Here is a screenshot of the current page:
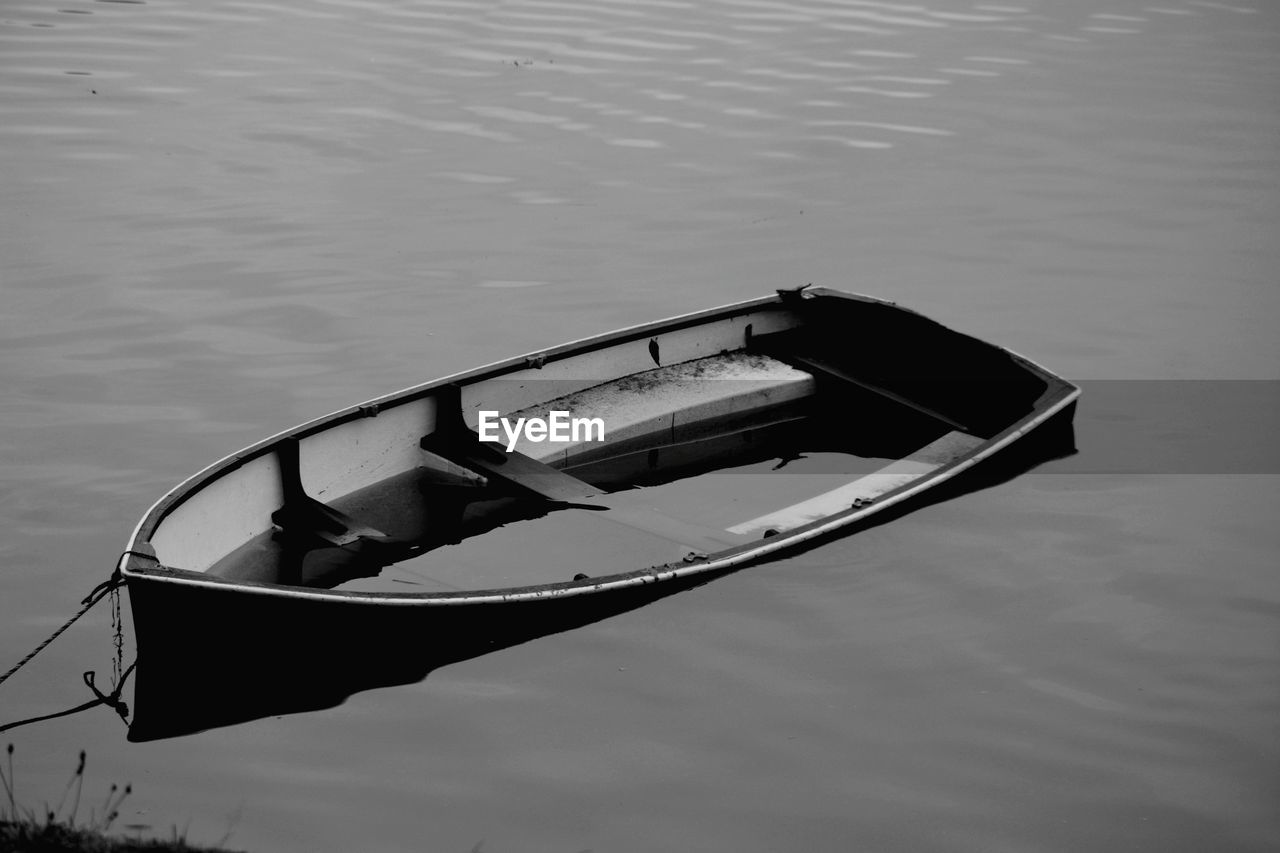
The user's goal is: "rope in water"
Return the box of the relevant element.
[0,665,136,735]
[0,567,124,689]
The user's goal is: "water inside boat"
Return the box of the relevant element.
[205,374,984,593]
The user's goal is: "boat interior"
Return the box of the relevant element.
[140,295,1068,594]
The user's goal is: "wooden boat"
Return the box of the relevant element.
[119,287,1077,654]
[118,286,1079,737]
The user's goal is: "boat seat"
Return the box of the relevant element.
[493,351,817,467]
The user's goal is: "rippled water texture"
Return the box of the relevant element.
[2,0,1277,850]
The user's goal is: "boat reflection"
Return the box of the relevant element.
[125,567,729,742]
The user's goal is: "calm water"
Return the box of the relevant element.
[2,0,1278,849]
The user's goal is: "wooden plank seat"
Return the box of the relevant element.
[495,350,817,467]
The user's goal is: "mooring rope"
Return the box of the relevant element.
[0,567,124,689]
[0,665,135,735]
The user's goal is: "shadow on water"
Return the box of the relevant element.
[119,405,1075,742]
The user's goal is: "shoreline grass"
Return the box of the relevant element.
[1,744,238,853]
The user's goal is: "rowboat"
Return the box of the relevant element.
[119,286,1078,737]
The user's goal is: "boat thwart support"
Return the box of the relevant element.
[271,437,401,550]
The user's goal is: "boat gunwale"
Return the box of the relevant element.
[119,289,1080,605]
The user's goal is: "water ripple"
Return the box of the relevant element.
[0,0,1070,168]
[5,1,1280,849]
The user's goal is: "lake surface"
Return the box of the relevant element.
[2,0,1277,850]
